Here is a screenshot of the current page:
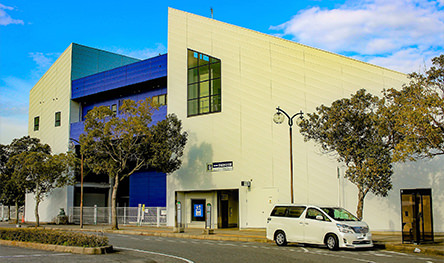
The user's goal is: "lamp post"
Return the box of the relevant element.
[273,106,303,204]
[69,138,84,228]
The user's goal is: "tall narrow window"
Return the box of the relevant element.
[55,112,61,127]
[187,49,221,116]
[34,116,40,131]
[158,94,167,106]
[111,104,117,115]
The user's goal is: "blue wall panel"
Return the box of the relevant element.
[129,171,166,207]
[69,91,167,142]
[72,54,167,99]
[79,88,167,120]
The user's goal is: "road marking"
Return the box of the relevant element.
[115,246,194,263]
[372,253,393,257]
[384,251,408,256]
[0,253,69,259]
[300,247,309,252]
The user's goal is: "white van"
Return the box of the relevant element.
[266,204,373,250]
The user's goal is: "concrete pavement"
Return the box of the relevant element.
[1,222,443,257]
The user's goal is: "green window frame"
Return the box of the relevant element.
[34,116,40,131]
[111,104,117,116]
[187,49,221,117]
[153,94,167,106]
[55,112,61,127]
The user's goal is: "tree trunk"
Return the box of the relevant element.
[111,176,119,230]
[35,195,40,227]
[15,201,19,224]
[356,189,366,220]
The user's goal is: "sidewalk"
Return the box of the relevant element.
[1,222,443,257]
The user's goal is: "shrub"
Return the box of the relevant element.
[0,228,108,247]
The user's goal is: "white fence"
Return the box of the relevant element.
[0,205,22,222]
[69,206,167,226]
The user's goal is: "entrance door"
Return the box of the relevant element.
[401,188,434,244]
[217,190,239,228]
[221,200,229,228]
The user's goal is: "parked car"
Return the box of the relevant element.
[266,204,373,250]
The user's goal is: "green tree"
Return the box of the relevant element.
[8,150,75,227]
[383,54,444,161]
[299,89,393,219]
[80,98,187,230]
[0,136,51,223]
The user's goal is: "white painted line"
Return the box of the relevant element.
[300,247,309,252]
[115,246,194,263]
[384,250,408,256]
[0,253,69,259]
[373,253,393,257]
[219,243,236,246]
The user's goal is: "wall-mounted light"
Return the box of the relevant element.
[241,181,251,187]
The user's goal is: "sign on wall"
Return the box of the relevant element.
[207,161,233,172]
[194,204,204,218]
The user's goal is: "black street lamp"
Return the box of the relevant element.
[69,138,84,228]
[273,106,303,204]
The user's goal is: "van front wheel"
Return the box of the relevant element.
[325,234,339,250]
[275,231,287,246]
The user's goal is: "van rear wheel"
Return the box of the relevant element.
[325,234,339,250]
[275,231,287,246]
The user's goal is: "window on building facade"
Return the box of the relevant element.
[111,104,117,115]
[187,49,221,117]
[55,112,61,127]
[34,116,40,131]
[152,94,167,106]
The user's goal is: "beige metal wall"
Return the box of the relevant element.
[26,43,139,223]
[167,8,442,231]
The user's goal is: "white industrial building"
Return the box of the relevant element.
[27,8,442,235]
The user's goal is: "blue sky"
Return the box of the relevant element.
[1,0,443,144]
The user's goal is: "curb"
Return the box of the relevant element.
[0,239,113,255]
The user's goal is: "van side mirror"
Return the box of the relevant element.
[316,215,323,221]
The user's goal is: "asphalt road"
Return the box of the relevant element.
[1,232,443,263]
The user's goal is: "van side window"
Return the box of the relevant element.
[271,206,287,217]
[288,206,306,218]
[306,208,329,221]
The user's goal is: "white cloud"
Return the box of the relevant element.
[0,4,24,26]
[0,53,51,142]
[107,43,167,60]
[355,48,439,73]
[29,52,61,78]
[0,116,28,145]
[271,0,444,73]
[0,76,32,114]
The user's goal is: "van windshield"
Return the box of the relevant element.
[321,207,359,221]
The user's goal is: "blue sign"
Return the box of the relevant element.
[194,204,204,217]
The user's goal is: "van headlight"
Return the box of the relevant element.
[336,224,354,233]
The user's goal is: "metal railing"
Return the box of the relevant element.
[0,205,23,222]
[68,206,167,226]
